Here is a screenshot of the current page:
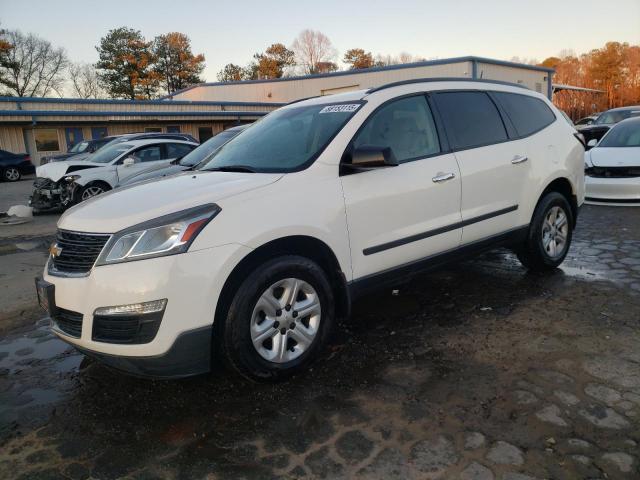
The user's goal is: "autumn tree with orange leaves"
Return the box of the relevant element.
[96,27,160,99]
[152,32,205,96]
[544,42,640,120]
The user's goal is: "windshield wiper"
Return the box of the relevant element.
[205,165,257,173]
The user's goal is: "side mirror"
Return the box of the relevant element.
[344,146,398,171]
[123,157,136,167]
[587,139,598,148]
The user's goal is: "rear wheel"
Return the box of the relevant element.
[222,255,334,382]
[517,192,573,271]
[3,167,21,182]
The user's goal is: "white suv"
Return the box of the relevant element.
[36,79,585,381]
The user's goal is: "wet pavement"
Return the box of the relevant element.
[1,205,639,479]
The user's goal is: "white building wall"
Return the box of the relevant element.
[172,61,475,103]
[475,62,550,96]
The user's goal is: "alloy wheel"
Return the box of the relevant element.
[4,168,20,181]
[250,277,321,363]
[541,206,569,258]
[81,186,105,200]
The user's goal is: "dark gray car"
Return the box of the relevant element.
[119,125,248,187]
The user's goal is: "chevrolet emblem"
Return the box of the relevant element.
[49,243,62,258]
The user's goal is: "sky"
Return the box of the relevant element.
[1,0,639,82]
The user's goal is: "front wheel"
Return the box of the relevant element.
[222,255,335,382]
[79,182,110,202]
[517,192,573,271]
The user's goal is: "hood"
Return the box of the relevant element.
[589,147,640,167]
[36,160,106,182]
[119,164,187,187]
[58,171,283,233]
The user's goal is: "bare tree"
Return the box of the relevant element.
[398,52,415,64]
[291,29,336,74]
[68,62,103,98]
[0,30,68,97]
[509,56,540,66]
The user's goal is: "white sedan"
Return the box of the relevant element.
[32,139,197,211]
[585,117,640,206]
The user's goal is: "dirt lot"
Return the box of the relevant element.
[0,190,639,479]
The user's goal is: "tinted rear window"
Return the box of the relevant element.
[434,92,507,150]
[494,92,555,137]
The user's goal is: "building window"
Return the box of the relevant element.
[144,127,162,133]
[166,125,181,133]
[34,129,60,152]
[91,126,108,139]
[198,126,213,142]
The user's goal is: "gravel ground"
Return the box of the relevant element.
[0,205,639,479]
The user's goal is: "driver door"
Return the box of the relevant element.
[116,144,170,184]
[340,94,462,281]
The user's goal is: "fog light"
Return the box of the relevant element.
[94,299,167,316]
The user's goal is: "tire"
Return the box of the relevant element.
[222,255,335,382]
[517,192,574,271]
[79,182,111,202]
[3,167,21,182]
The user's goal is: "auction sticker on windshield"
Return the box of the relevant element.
[319,104,360,114]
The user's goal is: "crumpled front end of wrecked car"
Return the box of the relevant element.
[30,177,78,212]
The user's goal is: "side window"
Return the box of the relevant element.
[493,92,556,137]
[434,92,507,150]
[131,145,162,163]
[167,143,194,159]
[352,95,440,163]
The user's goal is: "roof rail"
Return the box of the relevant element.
[366,77,530,95]
[284,95,321,106]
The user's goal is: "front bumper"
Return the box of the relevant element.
[75,326,213,379]
[585,175,640,206]
[43,243,252,377]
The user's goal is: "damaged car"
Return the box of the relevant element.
[30,138,198,212]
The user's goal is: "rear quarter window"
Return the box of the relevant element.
[433,91,508,150]
[493,92,556,137]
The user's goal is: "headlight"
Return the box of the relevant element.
[96,204,221,265]
[63,175,81,182]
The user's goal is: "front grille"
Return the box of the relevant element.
[54,308,83,338]
[586,166,640,178]
[92,312,164,344]
[50,230,110,275]
[34,177,54,189]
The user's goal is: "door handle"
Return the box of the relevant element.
[432,172,456,183]
[511,155,528,164]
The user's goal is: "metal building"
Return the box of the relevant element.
[0,97,280,165]
[167,56,554,104]
[0,56,553,166]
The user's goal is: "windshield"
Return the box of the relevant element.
[198,103,362,173]
[69,141,89,153]
[595,110,640,125]
[179,129,243,167]
[598,121,640,148]
[89,142,134,163]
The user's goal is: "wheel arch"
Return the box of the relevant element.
[536,176,578,227]
[213,235,351,344]
[81,179,113,189]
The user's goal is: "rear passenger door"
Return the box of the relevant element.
[433,91,530,244]
[341,94,462,280]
